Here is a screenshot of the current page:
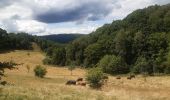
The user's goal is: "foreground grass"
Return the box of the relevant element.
[0,74,116,100]
[0,50,170,100]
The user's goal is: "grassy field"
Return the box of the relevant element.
[0,48,170,100]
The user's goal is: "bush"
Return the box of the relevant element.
[43,57,52,65]
[132,57,153,74]
[68,62,76,75]
[97,55,128,75]
[164,66,170,74]
[86,67,104,88]
[34,65,47,78]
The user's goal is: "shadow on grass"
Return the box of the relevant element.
[0,49,15,54]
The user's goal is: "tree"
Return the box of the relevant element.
[114,31,127,57]
[34,65,47,78]
[165,50,170,74]
[132,57,153,75]
[26,65,30,73]
[84,43,104,67]
[51,48,66,66]
[164,11,170,32]
[97,55,128,75]
[68,62,76,75]
[0,61,17,80]
[86,67,104,88]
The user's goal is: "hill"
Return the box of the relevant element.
[40,34,85,43]
[44,4,170,75]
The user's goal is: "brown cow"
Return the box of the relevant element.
[127,74,135,80]
[127,76,132,80]
[130,75,135,78]
[76,78,83,82]
[0,81,7,86]
[116,76,121,79]
[77,81,86,86]
[66,80,76,85]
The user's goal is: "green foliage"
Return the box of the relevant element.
[165,51,170,74]
[84,43,104,67]
[0,29,33,51]
[51,48,66,66]
[132,57,152,74]
[0,61,18,80]
[68,62,76,75]
[97,55,128,74]
[86,67,104,88]
[164,66,170,74]
[43,57,52,65]
[114,31,127,57]
[34,65,47,78]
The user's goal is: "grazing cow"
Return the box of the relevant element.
[102,75,109,80]
[76,78,83,82]
[77,82,86,86]
[66,80,76,85]
[0,81,7,86]
[130,75,135,78]
[102,75,109,84]
[127,76,131,80]
[127,74,136,80]
[116,76,121,79]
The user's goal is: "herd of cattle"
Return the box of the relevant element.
[66,78,87,86]
[65,75,136,87]
[116,74,136,80]
[0,75,136,86]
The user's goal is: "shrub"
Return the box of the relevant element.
[164,66,170,74]
[86,67,104,88]
[26,65,30,73]
[43,57,52,65]
[97,55,128,75]
[132,57,153,74]
[34,65,47,78]
[68,62,76,75]
[165,51,170,74]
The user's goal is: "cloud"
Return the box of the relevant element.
[34,0,115,23]
[16,20,47,35]
[151,0,170,5]
[0,0,12,8]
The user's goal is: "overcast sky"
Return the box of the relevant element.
[0,0,169,35]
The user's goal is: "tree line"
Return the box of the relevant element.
[0,28,33,51]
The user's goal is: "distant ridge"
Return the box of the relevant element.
[40,34,85,43]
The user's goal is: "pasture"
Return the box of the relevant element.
[0,50,170,100]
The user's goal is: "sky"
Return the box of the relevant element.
[0,0,169,35]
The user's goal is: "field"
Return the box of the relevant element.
[0,48,170,100]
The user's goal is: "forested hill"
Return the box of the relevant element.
[40,34,85,43]
[44,4,170,75]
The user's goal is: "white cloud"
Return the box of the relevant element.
[16,20,47,34]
